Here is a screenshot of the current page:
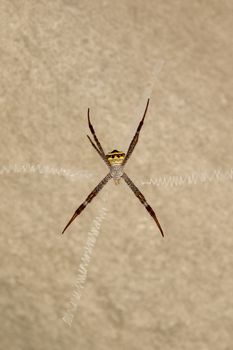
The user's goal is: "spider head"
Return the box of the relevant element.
[106,149,125,165]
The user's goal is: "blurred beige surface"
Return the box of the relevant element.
[0,1,233,349]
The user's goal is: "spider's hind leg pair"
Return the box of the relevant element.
[62,99,164,237]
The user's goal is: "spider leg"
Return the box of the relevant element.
[86,135,110,168]
[122,98,150,166]
[122,172,164,237]
[88,108,106,158]
[62,173,111,234]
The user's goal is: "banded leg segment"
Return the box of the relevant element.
[86,135,110,168]
[88,108,108,160]
[62,173,111,234]
[122,172,164,237]
[122,98,150,166]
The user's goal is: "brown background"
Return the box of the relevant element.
[0,1,233,349]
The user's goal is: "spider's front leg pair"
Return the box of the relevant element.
[62,99,164,237]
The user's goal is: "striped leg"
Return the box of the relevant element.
[88,108,107,158]
[62,173,111,234]
[122,172,164,237]
[86,135,110,168]
[122,98,150,166]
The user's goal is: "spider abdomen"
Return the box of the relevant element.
[106,150,125,165]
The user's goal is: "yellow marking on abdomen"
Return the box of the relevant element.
[106,150,125,165]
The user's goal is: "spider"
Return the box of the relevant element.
[62,98,164,237]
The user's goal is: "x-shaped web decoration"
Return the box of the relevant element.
[62,99,164,237]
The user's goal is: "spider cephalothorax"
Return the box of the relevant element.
[62,99,164,237]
